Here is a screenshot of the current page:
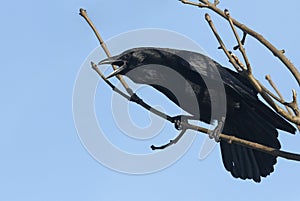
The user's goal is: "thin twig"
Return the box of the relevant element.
[91,62,131,100]
[287,90,300,117]
[233,32,247,50]
[79,8,133,95]
[213,0,220,6]
[180,0,208,8]
[225,9,252,73]
[204,14,241,72]
[265,75,293,115]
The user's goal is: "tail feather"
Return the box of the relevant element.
[220,100,284,182]
[254,151,275,177]
[246,148,260,181]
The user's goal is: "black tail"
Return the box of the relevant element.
[220,99,295,182]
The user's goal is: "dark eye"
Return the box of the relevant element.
[123,54,130,60]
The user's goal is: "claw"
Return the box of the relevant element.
[174,120,183,130]
[151,129,187,150]
[172,115,195,130]
[209,117,226,142]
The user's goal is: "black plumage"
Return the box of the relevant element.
[99,47,296,182]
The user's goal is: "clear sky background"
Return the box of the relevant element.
[1,1,300,201]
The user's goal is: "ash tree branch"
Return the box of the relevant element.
[181,0,300,126]
[180,0,300,85]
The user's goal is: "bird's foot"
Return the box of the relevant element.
[208,117,226,142]
[151,115,194,150]
[172,115,195,130]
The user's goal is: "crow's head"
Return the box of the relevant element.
[98,47,182,79]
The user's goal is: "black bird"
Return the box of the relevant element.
[99,47,296,182]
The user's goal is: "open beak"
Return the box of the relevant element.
[98,56,119,65]
[98,57,126,79]
[105,65,126,79]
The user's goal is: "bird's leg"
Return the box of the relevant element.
[151,129,187,150]
[151,115,195,150]
[208,117,226,142]
[172,115,198,130]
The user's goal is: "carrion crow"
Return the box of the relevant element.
[99,47,296,182]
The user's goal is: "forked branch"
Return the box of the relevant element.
[180,0,300,85]
[79,9,133,96]
[265,75,293,116]
[180,0,300,126]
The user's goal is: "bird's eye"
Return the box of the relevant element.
[123,54,130,60]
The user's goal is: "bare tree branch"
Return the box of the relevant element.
[224,9,252,73]
[288,90,300,117]
[179,0,300,85]
[204,14,242,72]
[265,75,293,115]
[233,32,247,50]
[182,122,300,161]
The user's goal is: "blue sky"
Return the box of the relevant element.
[1,1,300,201]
